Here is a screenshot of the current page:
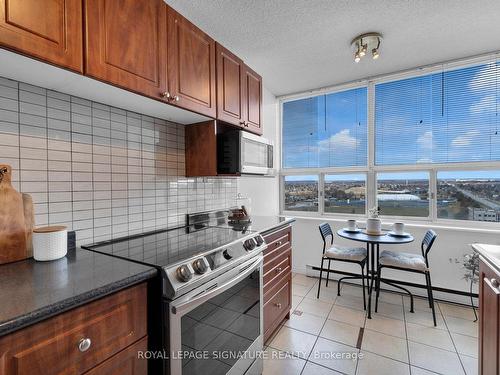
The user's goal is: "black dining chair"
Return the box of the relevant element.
[317,223,368,308]
[375,229,438,326]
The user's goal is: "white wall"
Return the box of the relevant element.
[238,87,280,216]
[292,216,500,304]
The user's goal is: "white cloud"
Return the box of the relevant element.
[417,131,433,150]
[470,94,496,114]
[469,63,498,92]
[318,129,359,150]
[451,130,480,147]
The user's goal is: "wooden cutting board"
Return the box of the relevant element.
[0,164,34,264]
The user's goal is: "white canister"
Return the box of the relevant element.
[33,226,68,261]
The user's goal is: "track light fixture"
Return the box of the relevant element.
[351,32,382,63]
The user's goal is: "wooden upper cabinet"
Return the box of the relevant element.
[0,0,83,72]
[85,0,167,99]
[243,65,263,135]
[216,43,245,127]
[167,7,216,117]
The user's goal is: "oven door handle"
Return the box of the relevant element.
[171,255,263,316]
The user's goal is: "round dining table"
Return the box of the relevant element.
[336,229,414,319]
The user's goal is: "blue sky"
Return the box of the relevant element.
[283,61,500,171]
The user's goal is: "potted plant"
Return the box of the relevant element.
[366,206,382,235]
[456,251,479,321]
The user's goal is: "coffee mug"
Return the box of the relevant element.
[347,219,357,231]
[393,222,405,234]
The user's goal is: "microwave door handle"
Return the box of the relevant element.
[171,256,263,316]
[268,145,273,168]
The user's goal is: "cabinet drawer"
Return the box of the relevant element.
[263,249,291,288]
[263,227,291,256]
[264,246,291,274]
[0,283,147,375]
[264,279,291,336]
[83,337,148,375]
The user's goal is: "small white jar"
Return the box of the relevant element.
[33,226,68,261]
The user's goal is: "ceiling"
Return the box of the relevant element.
[166,0,500,97]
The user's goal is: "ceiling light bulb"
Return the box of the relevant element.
[372,48,379,60]
[354,52,361,63]
[359,44,367,57]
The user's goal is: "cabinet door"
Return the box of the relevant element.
[0,0,82,72]
[85,0,167,100]
[0,283,147,375]
[479,259,500,375]
[167,7,216,117]
[83,337,148,375]
[243,65,263,135]
[216,43,244,127]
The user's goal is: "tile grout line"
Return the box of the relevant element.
[402,294,413,375]
[436,302,469,375]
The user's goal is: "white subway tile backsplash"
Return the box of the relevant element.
[0,76,238,245]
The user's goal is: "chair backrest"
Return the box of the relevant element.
[318,222,334,253]
[421,229,437,264]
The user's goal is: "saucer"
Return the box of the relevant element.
[343,228,360,233]
[388,231,411,237]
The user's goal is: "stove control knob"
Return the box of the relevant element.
[176,264,193,282]
[192,258,208,274]
[255,236,264,246]
[244,239,256,251]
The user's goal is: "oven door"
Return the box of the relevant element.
[167,255,263,375]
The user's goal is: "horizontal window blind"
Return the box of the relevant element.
[282,87,367,168]
[375,60,500,165]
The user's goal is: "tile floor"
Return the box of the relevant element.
[263,273,478,375]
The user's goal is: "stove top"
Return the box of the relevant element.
[82,225,255,268]
[82,221,266,299]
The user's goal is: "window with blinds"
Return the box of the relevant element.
[282,87,367,168]
[375,61,500,165]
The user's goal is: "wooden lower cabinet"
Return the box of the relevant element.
[83,337,147,375]
[0,283,148,375]
[479,258,500,375]
[263,225,292,343]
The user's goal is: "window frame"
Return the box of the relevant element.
[279,53,500,229]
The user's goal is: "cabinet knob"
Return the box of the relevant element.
[244,122,249,127]
[491,278,500,288]
[275,267,282,273]
[161,91,171,99]
[274,303,282,308]
[239,121,245,126]
[173,95,180,102]
[78,338,92,352]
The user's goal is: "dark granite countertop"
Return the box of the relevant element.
[473,243,500,273]
[247,215,295,234]
[0,248,157,337]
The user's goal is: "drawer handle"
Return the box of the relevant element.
[275,267,283,273]
[276,241,282,246]
[274,303,282,309]
[491,278,500,288]
[78,338,92,352]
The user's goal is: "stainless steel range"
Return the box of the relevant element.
[82,213,266,375]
